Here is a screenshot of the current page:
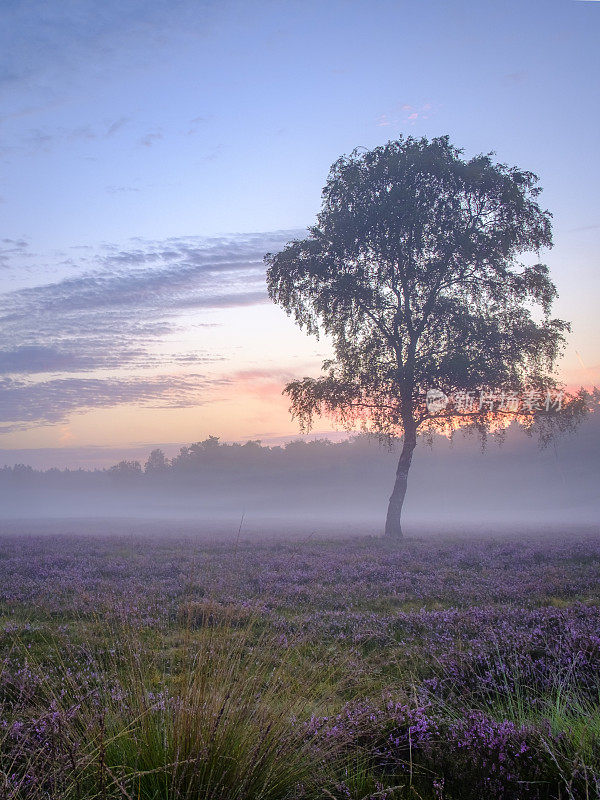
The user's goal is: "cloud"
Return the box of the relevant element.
[0,238,29,268]
[0,343,221,374]
[105,117,129,137]
[187,116,209,135]
[178,290,269,309]
[0,230,300,426]
[138,130,163,147]
[0,373,227,432]
[223,367,301,405]
[230,368,296,382]
[0,231,296,349]
[376,102,435,129]
[504,70,527,83]
[404,102,432,123]
[7,118,134,156]
[106,185,141,194]
[0,345,107,374]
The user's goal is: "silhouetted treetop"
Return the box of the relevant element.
[266,136,564,422]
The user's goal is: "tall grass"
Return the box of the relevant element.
[0,616,343,799]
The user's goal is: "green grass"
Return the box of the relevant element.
[4,612,600,799]
[0,619,349,800]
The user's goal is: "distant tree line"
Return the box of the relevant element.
[0,435,393,488]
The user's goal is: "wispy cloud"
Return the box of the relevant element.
[0,344,220,375]
[2,118,134,156]
[0,238,29,269]
[0,373,227,432]
[105,185,141,194]
[503,70,527,83]
[187,115,209,135]
[376,102,434,129]
[138,130,163,148]
[0,230,300,428]
[106,117,129,137]
[0,230,297,371]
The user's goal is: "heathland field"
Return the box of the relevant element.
[1,528,600,799]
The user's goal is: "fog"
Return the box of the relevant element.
[1,414,598,538]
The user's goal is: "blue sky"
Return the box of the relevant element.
[0,0,598,465]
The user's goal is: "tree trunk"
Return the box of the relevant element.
[384,426,417,540]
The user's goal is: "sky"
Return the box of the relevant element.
[0,0,599,468]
